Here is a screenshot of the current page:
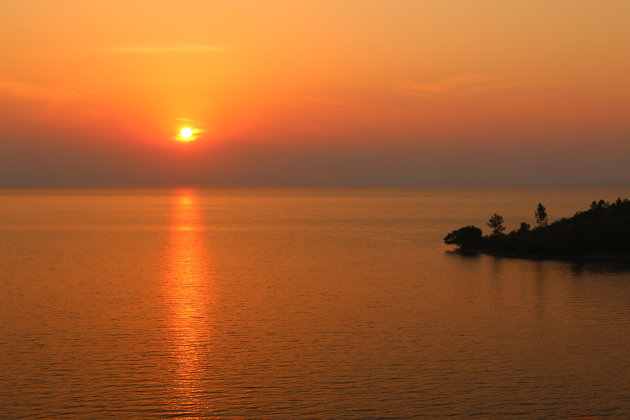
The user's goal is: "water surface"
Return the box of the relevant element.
[1,188,630,418]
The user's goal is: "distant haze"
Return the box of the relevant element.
[1,1,629,186]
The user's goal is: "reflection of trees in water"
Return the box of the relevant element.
[571,261,630,276]
[532,261,548,317]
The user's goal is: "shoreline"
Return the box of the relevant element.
[451,248,630,263]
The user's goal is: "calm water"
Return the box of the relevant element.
[2,187,630,418]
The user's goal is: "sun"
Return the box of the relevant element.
[174,123,203,143]
[180,127,193,139]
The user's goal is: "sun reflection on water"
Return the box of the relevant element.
[164,188,215,416]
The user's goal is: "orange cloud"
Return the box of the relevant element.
[0,77,82,106]
[396,75,550,99]
[108,44,230,54]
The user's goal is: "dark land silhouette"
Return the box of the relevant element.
[445,198,630,260]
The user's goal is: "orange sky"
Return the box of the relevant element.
[1,0,629,186]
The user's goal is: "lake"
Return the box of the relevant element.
[2,187,630,418]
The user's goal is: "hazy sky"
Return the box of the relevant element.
[1,0,629,186]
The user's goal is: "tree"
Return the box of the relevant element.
[487,213,506,236]
[535,203,548,227]
[517,222,530,234]
[444,226,482,250]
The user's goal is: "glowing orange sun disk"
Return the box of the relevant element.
[180,127,193,139]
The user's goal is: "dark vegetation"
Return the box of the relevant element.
[444,198,630,259]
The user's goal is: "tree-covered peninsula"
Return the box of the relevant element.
[444,199,630,259]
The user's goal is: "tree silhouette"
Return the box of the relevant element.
[444,225,482,250]
[517,222,530,233]
[487,213,505,236]
[445,198,630,257]
[535,203,548,227]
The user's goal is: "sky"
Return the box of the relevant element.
[1,0,629,186]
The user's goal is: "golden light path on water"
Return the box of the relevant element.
[164,188,216,416]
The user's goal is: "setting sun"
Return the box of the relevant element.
[175,125,202,143]
[180,127,193,139]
